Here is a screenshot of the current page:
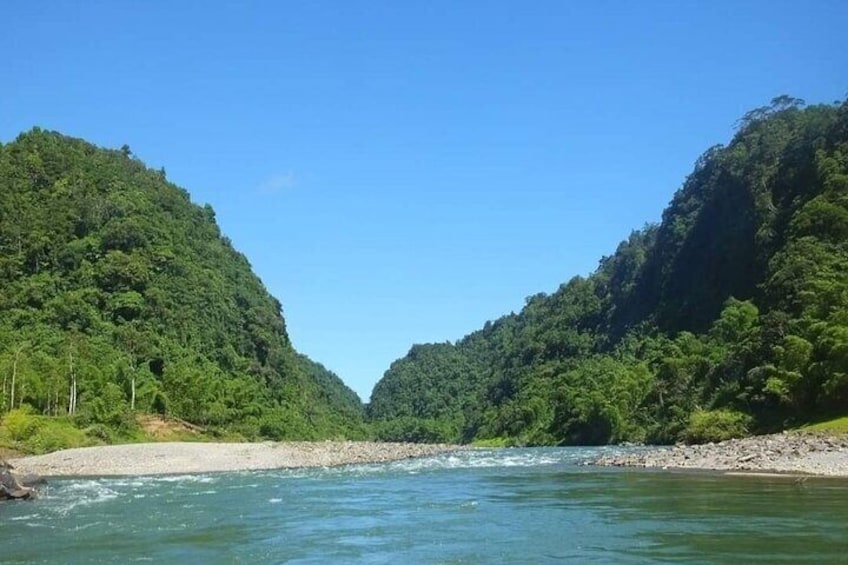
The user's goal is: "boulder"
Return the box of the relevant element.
[0,460,43,501]
[17,473,48,488]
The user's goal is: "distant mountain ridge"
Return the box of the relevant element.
[0,128,364,440]
[368,97,848,445]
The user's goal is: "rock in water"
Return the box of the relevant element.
[17,473,48,488]
[0,460,41,501]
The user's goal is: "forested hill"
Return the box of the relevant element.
[368,97,848,446]
[0,128,365,440]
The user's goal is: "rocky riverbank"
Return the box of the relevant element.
[593,432,848,476]
[9,441,460,477]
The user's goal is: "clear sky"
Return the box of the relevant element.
[3,1,846,400]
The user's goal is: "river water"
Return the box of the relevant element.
[2,447,847,563]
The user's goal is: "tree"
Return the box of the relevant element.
[7,343,27,412]
[113,322,152,411]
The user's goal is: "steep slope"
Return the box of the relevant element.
[0,129,364,440]
[368,97,848,445]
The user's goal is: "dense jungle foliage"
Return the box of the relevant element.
[368,97,848,445]
[0,129,366,448]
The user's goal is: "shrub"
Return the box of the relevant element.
[683,409,752,444]
[2,407,42,441]
[84,423,115,442]
[30,420,91,454]
[259,417,288,441]
[229,418,260,441]
[74,383,132,429]
[373,417,455,443]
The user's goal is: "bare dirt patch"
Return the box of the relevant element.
[0,447,24,461]
[136,414,205,440]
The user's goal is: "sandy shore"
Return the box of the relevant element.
[8,441,459,477]
[593,432,848,477]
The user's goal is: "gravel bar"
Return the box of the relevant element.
[593,432,848,477]
[8,441,460,477]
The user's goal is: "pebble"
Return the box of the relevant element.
[593,432,848,476]
[9,441,461,477]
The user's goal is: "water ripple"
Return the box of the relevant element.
[2,447,846,563]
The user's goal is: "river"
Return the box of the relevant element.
[2,447,847,563]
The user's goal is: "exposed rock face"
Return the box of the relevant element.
[593,432,848,476]
[0,460,45,500]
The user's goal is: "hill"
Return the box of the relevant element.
[0,128,365,447]
[368,96,848,445]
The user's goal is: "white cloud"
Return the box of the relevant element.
[258,171,297,194]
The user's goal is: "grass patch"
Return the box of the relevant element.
[0,410,232,455]
[798,415,848,434]
[0,408,99,454]
[471,437,511,448]
[1,407,159,454]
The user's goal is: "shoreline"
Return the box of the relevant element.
[9,432,848,479]
[593,432,848,477]
[8,441,460,478]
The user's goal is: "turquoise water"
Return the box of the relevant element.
[2,447,847,564]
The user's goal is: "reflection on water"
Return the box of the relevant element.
[2,448,847,564]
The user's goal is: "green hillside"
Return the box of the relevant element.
[0,128,365,447]
[368,97,848,445]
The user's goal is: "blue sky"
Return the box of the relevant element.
[3,1,847,400]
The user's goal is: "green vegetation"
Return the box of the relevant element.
[469,437,511,448]
[4,97,845,453]
[682,410,752,444]
[1,407,94,454]
[0,407,230,454]
[368,96,848,445]
[0,129,365,451]
[800,416,848,434]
